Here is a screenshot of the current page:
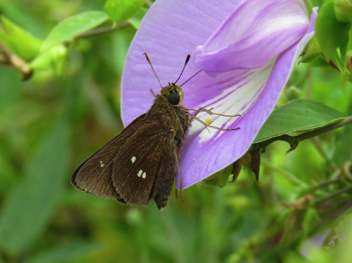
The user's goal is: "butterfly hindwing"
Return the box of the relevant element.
[151,142,177,209]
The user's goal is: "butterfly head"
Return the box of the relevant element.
[161,83,184,106]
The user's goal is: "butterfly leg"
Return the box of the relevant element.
[174,149,183,201]
[187,108,240,131]
[189,107,241,119]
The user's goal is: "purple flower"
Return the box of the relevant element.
[121,0,317,189]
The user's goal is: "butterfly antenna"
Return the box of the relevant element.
[174,54,191,84]
[143,53,163,88]
[180,69,202,87]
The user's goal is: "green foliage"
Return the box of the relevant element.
[254,99,347,143]
[333,104,352,165]
[315,0,351,71]
[334,0,352,22]
[306,0,313,17]
[300,36,322,63]
[0,123,70,254]
[24,241,102,263]
[309,0,325,8]
[30,45,68,75]
[104,0,146,24]
[0,67,21,115]
[203,165,233,187]
[128,8,148,29]
[0,0,352,263]
[41,11,108,52]
[0,16,42,60]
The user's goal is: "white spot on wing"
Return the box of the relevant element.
[131,156,136,163]
[142,172,146,179]
[99,161,105,167]
[137,170,143,177]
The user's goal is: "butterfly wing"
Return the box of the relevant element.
[71,114,148,201]
[71,113,177,209]
[112,115,177,209]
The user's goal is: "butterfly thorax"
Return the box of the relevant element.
[147,83,190,149]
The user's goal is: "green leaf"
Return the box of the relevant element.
[306,56,330,68]
[24,241,102,263]
[254,99,348,143]
[315,0,351,62]
[348,23,352,51]
[128,7,147,29]
[335,0,352,22]
[331,47,349,74]
[0,16,42,60]
[203,165,232,188]
[300,36,322,63]
[0,122,70,253]
[309,0,326,7]
[306,0,313,18]
[41,11,108,52]
[104,0,145,24]
[323,211,352,248]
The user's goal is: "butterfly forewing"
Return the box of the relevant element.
[71,114,148,200]
[72,151,120,200]
[112,115,176,208]
[71,113,177,209]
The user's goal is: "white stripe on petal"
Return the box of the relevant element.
[189,57,276,143]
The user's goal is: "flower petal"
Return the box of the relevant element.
[179,9,317,189]
[122,0,241,126]
[121,0,316,189]
[194,0,310,74]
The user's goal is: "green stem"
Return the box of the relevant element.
[258,116,352,149]
[146,0,153,7]
[76,22,130,39]
[316,177,341,188]
[314,185,352,205]
[305,68,313,100]
[310,137,338,171]
[296,116,352,142]
[0,42,32,80]
[261,158,309,188]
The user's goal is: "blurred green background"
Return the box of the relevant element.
[1,0,352,262]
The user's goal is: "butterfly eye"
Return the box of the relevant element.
[167,91,180,105]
